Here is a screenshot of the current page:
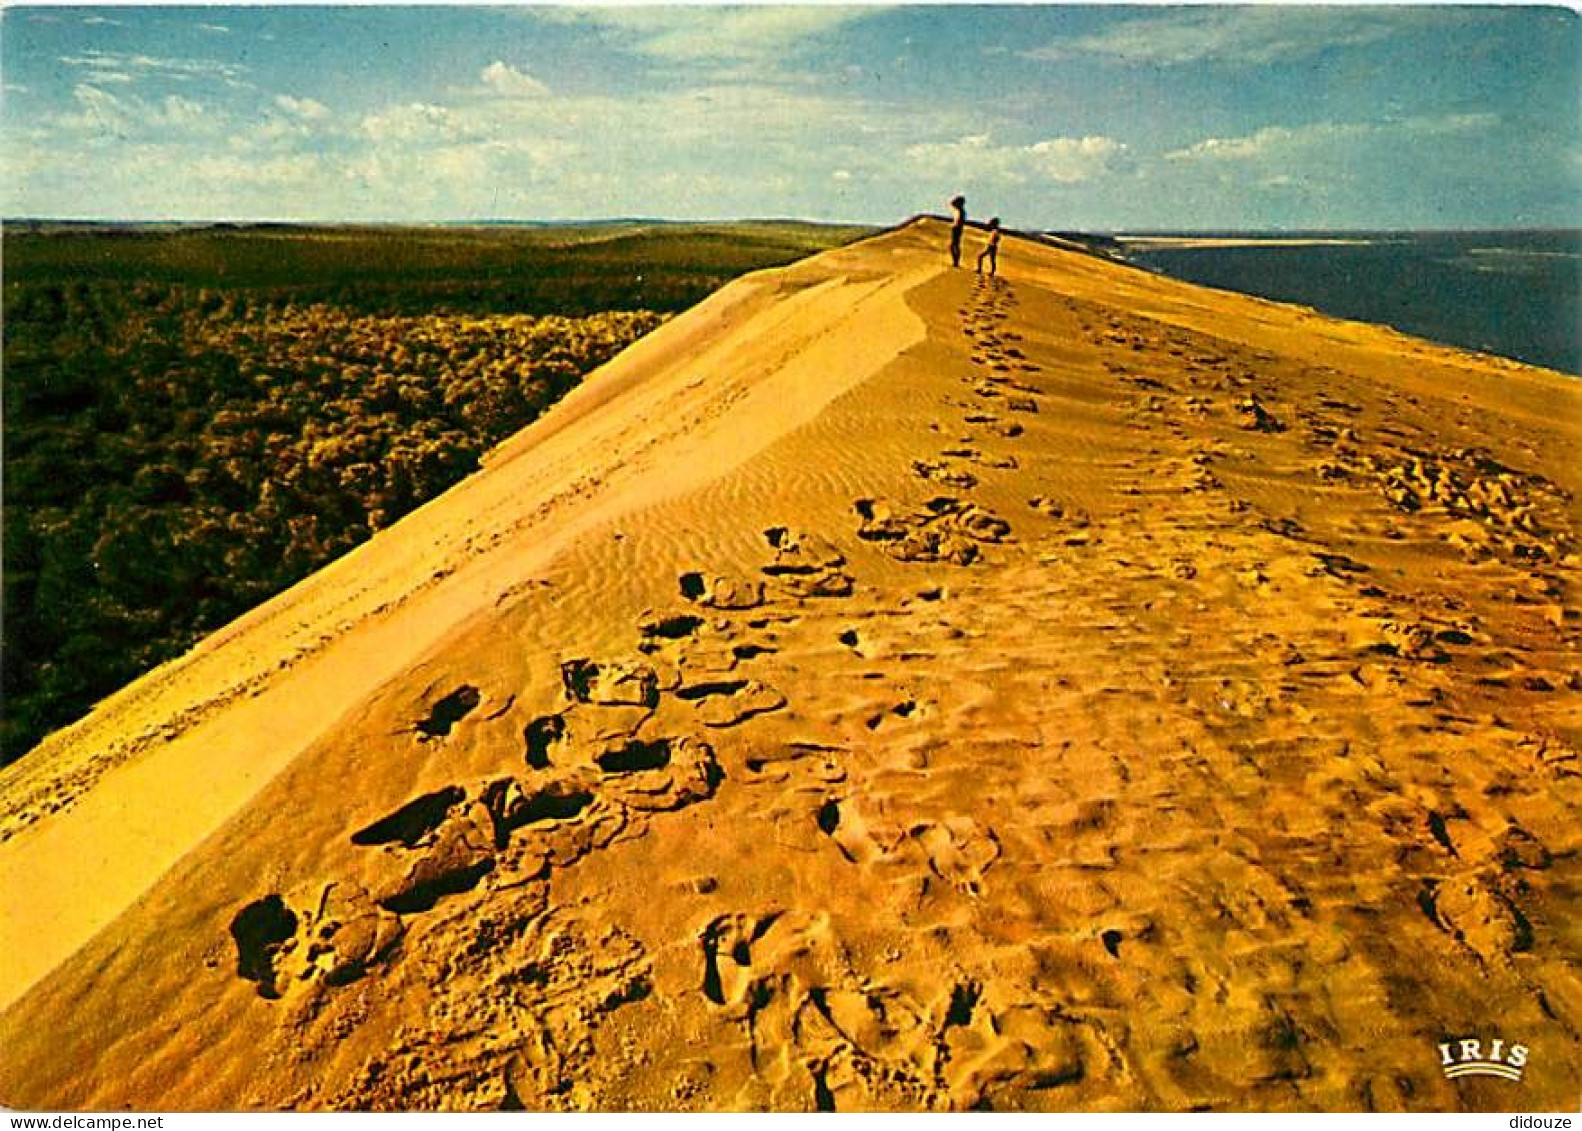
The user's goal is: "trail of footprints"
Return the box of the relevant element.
[224,275,1058,1108]
[223,273,1578,1109]
[227,471,1038,1108]
[230,661,728,1001]
[1085,301,1576,697]
[959,291,1577,1085]
[693,910,1107,1110]
[229,553,824,1006]
[1067,299,1579,980]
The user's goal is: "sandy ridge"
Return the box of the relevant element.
[0,236,931,1013]
[1,219,1577,1111]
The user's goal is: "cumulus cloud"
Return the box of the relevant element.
[361,102,466,144]
[274,94,329,120]
[52,84,220,139]
[907,134,1130,185]
[55,84,132,136]
[158,95,209,130]
[479,61,550,99]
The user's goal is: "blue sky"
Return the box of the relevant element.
[2,4,1578,229]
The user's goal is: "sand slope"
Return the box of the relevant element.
[1,218,1578,1111]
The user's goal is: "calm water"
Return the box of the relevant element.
[1118,231,1581,376]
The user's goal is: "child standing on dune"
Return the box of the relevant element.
[976,217,1002,277]
[949,195,967,267]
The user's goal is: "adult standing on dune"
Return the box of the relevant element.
[949,195,967,267]
[977,217,1002,277]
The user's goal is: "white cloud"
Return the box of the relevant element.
[1169,125,1307,162]
[306,73,904,220]
[158,95,208,130]
[52,84,220,139]
[1027,8,1462,68]
[361,102,465,145]
[55,84,132,136]
[479,61,550,99]
[1419,113,1501,136]
[188,151,320,189]
[274,94,329,120]
[1167,115,1498,163]
[545,7,870,66]
[907,134,1130,186]
[57,50,246,85]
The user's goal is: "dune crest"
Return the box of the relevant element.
[1,218,1578,1111]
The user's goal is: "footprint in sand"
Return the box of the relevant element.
[594,734,723,812]
[963,412,1024,439]
[676,677,788,728]
[482,776,594,844]
[1027,495,1086,524]
[560,657,660,708]
[812,795,906,867]
[694,899,1084,1109]
[413,684,482,739]
[854,497,1012,566]
[934,983,1088,1106]
[333,905,648,1111]
[229,894,300,999]
[912,459,979,490]
[229,882,405,999]
[864,698,923,731]
[356,797,498,915]
[699,910,796,1009]
[350,785,466,848]
[743,741,848,788]
[517,692,726,815]
[907,817,1001,896]
[523,713,570,768]
[695,908,944,1110]
[761,526,856,598]
[679,569,766,611]
[837,625,896,662]
[941,446,1018,471]
[813,794,998,896]
[636,609,705,643]
[1421,876,1533,964]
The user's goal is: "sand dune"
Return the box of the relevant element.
[1,218,1577,1111]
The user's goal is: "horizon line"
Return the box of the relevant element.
[6,216,1581,237]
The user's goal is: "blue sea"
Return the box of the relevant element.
[1116,231,1581,376]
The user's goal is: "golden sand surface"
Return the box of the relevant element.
[0,218,1577,1111]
